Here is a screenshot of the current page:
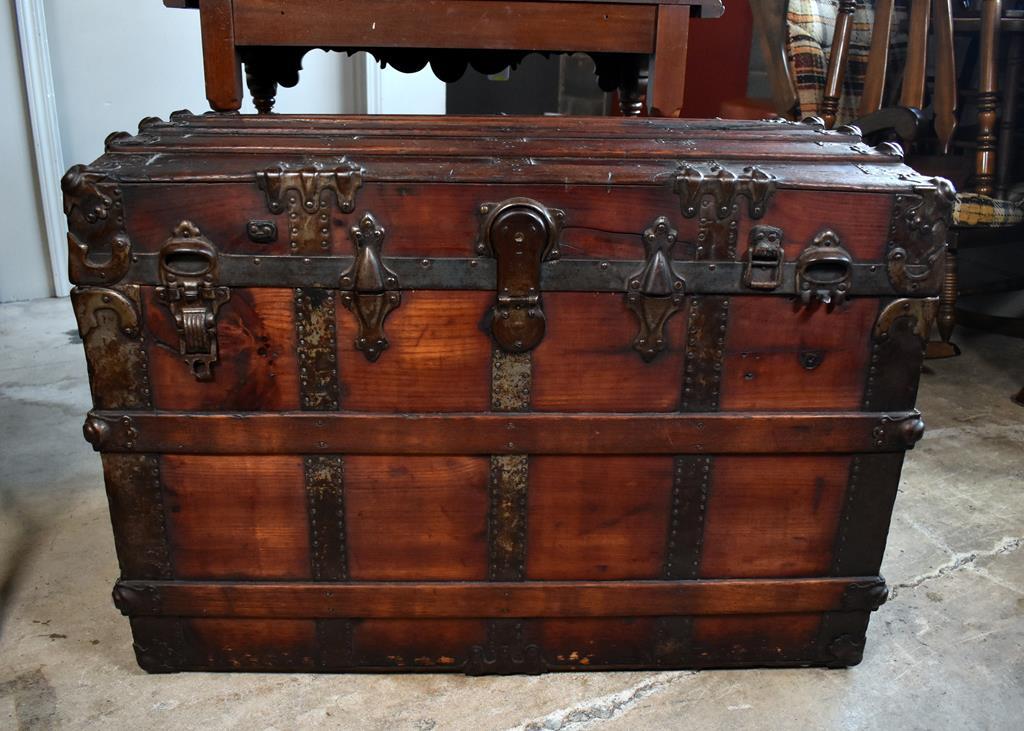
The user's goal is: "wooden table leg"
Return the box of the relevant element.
[199,0,243,111]
[618,55,650,116]
[975,0,1002,195]
[995,33,1021,199]
[650,5,690,117]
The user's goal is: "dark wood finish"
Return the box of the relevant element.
[352,619,486,668]
[859,0,894,116]
[691,612,822,663]
[83,410,925,455]
[902,0,932,109]
[975,0,1002,195]
[171,0,724,116]
[113,576,881,617]
[197,0,243,112]
[821,0,857,128]
[830,453,906,576]
[995,31,1021,199]
[234,0,657,52]
[69,115,937,674]
[187,618,318,670]
[650,5,689,116]
[931,0,958,153]
[101,454,172,579]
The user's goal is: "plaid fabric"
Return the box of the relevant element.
[786,0,908,124]
[953,193,1024,227]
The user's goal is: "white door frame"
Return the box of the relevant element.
[15,0,68,297]
[362,53,384,114]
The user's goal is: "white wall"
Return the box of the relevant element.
[44,0,351,169]
[3,1,446,302]
[0,0,53,302]
[370,60,447,115]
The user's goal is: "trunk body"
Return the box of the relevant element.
[67,114,948,673]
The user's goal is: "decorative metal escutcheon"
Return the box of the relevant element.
[796,230,854,307]
[478,198,563,353]
[339,212,400,362]
[626,216,685,362]
[156,221,230,381]
[743,225,784,290]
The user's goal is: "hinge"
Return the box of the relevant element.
[156,221,230,381]
[257,162,363,253]
[673,162,776,220]
[626,216,685,361]
[478,198,563,353]
[338,212,400,362]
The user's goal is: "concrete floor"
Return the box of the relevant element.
[1,296,1022,730]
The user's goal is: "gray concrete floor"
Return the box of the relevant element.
[1,296,1022,730]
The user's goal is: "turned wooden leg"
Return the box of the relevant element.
[246,70,278,114]
[927,231,961,359]
[618,56,650,117]
[822,0,857,128]
[974,0,1002,195]
[240,48,308,115]
[937,233,958,343]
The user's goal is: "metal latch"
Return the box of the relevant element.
[156,221,230,381]
[478,198,563,353]
[339,212,400,362]
[626,216,685,362]
[743,226,784,290]
[796,230,854,306]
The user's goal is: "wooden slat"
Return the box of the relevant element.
[900,0,931,109]
[859,0,894,116]
[931,0,958,154]
[85,410,924,454]
[113,576,877,618]
[233,0,659,53]
[821,0,857,128]
[650,5,690,116]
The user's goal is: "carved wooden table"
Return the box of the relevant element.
[166,0,724,116]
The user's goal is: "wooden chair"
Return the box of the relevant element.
[819,0,1024,360]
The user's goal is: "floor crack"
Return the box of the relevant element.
[507,671,695,731]
[889,536,1022,600]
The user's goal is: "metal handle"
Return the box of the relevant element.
[796,231,853,306]
[156,221,230,381]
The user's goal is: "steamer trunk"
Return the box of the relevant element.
[67,113,948,673]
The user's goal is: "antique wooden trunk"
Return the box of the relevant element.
[67,113,947,674]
